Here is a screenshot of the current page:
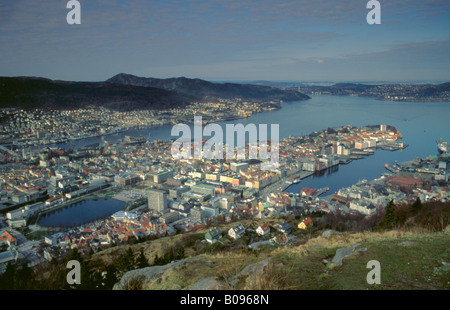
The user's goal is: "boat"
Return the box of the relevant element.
[437,138,448,154]
[292,178,301,184]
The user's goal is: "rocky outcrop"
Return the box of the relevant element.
[330,243,366,266]
[321,229,342,238]
[238,258,271,276]
[188,277,226,290]
[113,258,190,290]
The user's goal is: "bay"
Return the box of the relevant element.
[56,95,450,195]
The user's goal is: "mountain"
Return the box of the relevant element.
[297,82,450,101]
[107,73,310,101]
[0,76,194,111]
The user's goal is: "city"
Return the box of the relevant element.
[1,110,449,284]
[0,0,449,297]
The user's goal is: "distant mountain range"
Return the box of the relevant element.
[0,76,194,111]
[297,82,450,101]
[0,74,310,111]
[106,73,310,101]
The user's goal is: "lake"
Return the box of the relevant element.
[38,198,126,227]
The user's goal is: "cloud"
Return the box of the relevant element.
[0,1,449,81]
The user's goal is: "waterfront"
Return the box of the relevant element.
[37,198,126,228]
[53,95,450,195]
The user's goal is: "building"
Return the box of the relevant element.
[205,227,222,243]
[256,224,270,236]
[114,173,140,186]
[210,197,230,211]
[228,224,246,240]
[160,212,180,224]
[349,201,377,216]
[302,161,316,172]
[0,231,17,246]
[385,176,424,192]
[202,205,219,218]
[274,222,292,234]
[6,207,28,221]
[7,219,27,228]
[169,186,190,199]
[148,189,168,213]
[298,217,313,230]
[148,170,173,184]
[230,162,249,172]
[191,184,216,197]
[190,207,205,224]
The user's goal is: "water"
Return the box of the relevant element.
[38,198,126,227]
[54,95,450,195]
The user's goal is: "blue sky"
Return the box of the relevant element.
[0,0,449,82]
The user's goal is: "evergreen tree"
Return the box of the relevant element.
[167,247,175,263]
[380,200,397,229]
[102,265,118,290]
[116,247,135,272]
[136,249,148,268]
[14,262,34,290]
[0,262,16,290]
[176,246,185,260]
[411,197,422,215]
[153,253,161,265]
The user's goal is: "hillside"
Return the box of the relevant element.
[107,73,310,101]
[112,228,450,290]
[298,82,450,101]
[0,76,194,111]
[3,200,448,291]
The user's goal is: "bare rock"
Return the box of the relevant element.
[238,258,271,276]
[188,277,226,290]
[331,243,361,266]
[322,229,342,238]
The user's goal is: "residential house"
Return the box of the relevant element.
[228,224,246,240]
[0,231,17,247]
[256,224,270,236]
[298,217,313,230]
[274,222,292,234]
[205,227,222,243]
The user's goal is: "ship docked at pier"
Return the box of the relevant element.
[437,138,448,154]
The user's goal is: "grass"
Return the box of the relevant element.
[269,230,450,290]
[87,216,449,290]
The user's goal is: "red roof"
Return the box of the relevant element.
[0,231,17,244]
[302,217,313,226]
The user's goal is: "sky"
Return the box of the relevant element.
[0,0,449,82]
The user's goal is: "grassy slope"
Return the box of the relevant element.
[123,229,449,290]
[89,209,449,290]
[274,230,449,290]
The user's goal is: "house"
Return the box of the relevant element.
[0,231,17,247]
[205,227,222,243]
[274,222,292,234]
[256,224,270,236]
[298,217,313,230]
[228,224,246,240]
